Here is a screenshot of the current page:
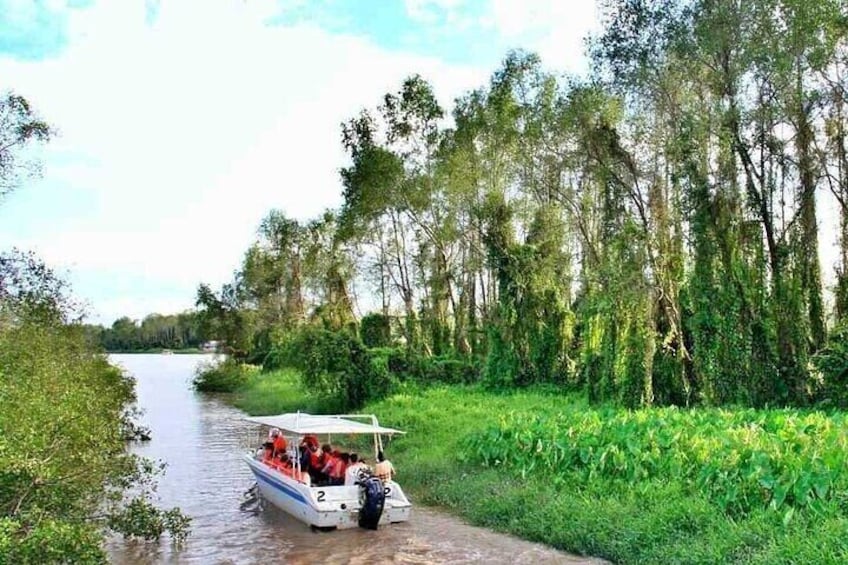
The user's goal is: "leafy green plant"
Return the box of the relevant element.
[192,358,258,392]
[360,312,392,348]
[282,326,396,409]
[813,325,848,407]
[0,312,191,563]
[465,406,848,517]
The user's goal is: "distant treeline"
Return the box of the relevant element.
[88,312,204,352]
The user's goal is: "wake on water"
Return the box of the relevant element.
[239,482,262,514]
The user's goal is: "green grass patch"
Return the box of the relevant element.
[231,368,346,415]
[217,371,848,563]
[364,387,848,564]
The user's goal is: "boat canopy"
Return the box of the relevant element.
[245,413,404,436]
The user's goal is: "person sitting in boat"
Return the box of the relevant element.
[320,448,338,482]
[375,450,396,483]
[314,444,335,486]
[344,453,369,486]
[303,442,324,485]
[262,440,274,463]
[325,451,348,486]
[299,442,312,471]
[274,452,292,473]
[272,431,287,458]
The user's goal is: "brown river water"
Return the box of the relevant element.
[106,354,605,565]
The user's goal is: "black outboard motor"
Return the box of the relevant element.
[356,469,385,530]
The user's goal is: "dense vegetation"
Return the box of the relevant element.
[194,0,848,410]
[160,1,848,561]
[0,251,191,563]
[222,371,848,563]
[0,96,189,563]
[188,6,848,560]
[86,311,204,352]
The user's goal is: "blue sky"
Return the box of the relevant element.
[0,1,599,324]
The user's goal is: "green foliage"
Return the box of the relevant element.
[194,282,254,358]
[414,355,480,385]
[482,196,575,389]
[1,96,188,562]
[359,386,848,564]
[465,406,848,516]
[232,368,346,415]
[0,518,105,564]
[369,347,480,385]
[107,498,191,544]
[250,332,478,411]
[813,325,848,408]
[0,307,190,562]
[282,326,395,410]
[185,5,848,409]
[96,311,202,352]
[360,312,391,348]
[192,358,258,393]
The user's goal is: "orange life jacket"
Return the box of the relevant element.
[273,435,287,455]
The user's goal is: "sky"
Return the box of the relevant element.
[1,1,839,326]
[0,0,601,325]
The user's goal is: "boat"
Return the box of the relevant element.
[242,412,412,530]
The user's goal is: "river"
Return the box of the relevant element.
[106,354,604,564]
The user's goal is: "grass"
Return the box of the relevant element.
[231,368,346,415]
[218,371,848,564]
[106,347,206,354]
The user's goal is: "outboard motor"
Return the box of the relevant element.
[356,469,385,530]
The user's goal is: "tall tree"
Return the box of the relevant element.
[0,93,51,199]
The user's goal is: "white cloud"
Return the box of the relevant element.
[483,0,601,73]
[403,1,602,74]
[404,0,465,24]
[0,0,488,324]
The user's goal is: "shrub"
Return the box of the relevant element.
[360,312,392,348]
[283,327,396,409]
[813,325,848,407]
[368,347,409,375]
[411,355,479,384]
[192,358,257,392]
[262,344,287,371]
[0,315,191,562]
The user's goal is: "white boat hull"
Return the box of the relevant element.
[243,455,412,529]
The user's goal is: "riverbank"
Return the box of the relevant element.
[227,370,848,564]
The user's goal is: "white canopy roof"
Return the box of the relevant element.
[245,413,404,435]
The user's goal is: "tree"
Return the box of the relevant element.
[1,257,189,563]
[0,93,51,199]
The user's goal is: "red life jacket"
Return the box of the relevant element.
[309,450,322,470]
[332,457,347,479]
[273,435,287,454]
